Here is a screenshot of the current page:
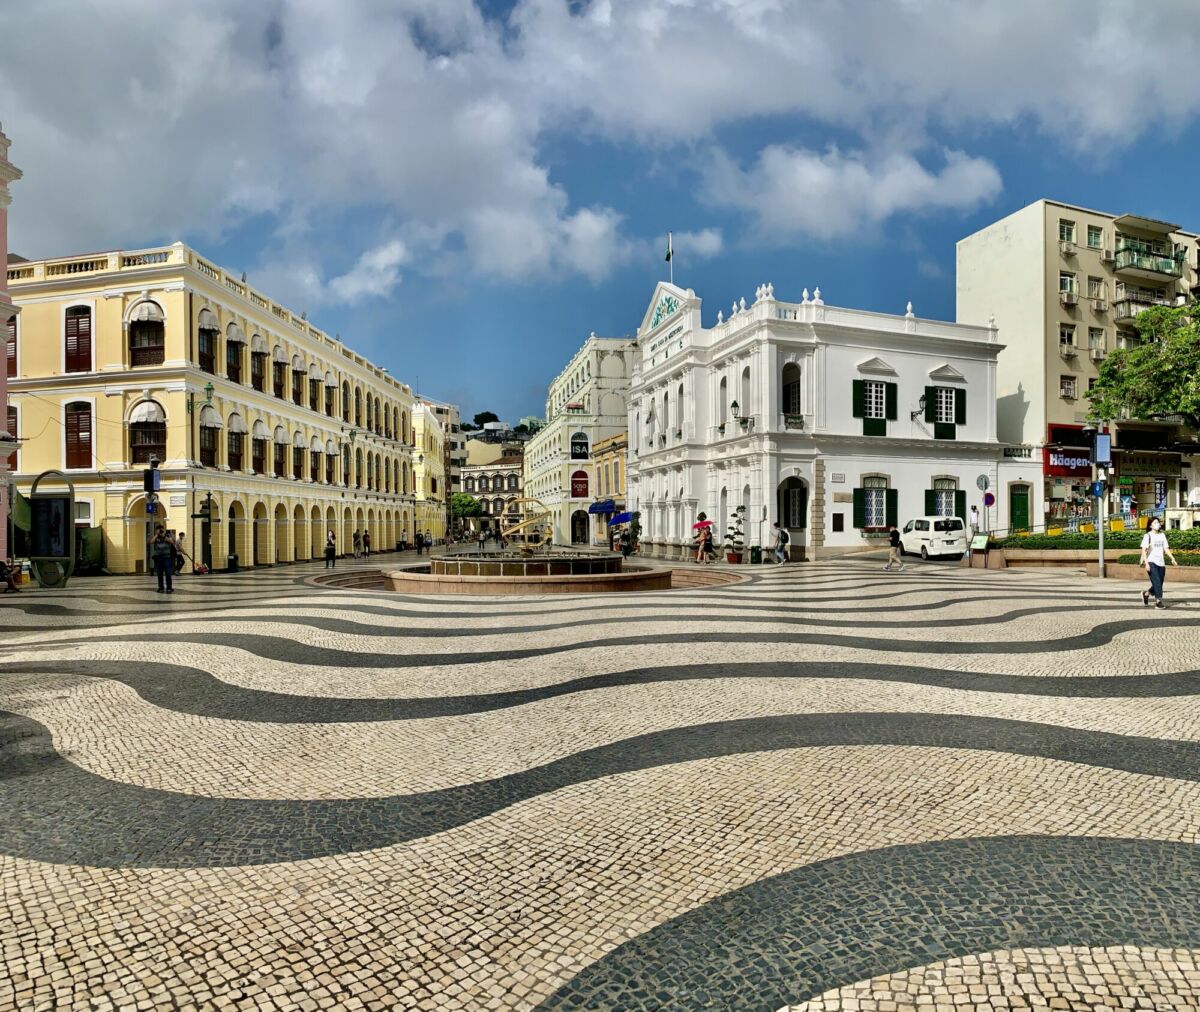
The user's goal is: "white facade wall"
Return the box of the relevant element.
[628,283,1041,558]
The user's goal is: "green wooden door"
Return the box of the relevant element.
[1010,485,1030,531]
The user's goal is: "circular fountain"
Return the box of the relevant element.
[383,549,672,595]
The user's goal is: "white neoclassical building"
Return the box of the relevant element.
[627,282,1042,559]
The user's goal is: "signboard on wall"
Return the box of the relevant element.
[569,432,590,459]
[570,471,589,498]
[1043,447,1092,478]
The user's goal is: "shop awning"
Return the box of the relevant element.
[129,399,166,424]
[226,322,246,344]
[588,499,616,515]
[130,300,164,323]
[610,511,633,525]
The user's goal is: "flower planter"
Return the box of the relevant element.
[726,552,743,564]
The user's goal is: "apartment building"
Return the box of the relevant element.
[412,402,448,543]
[0,122,21,559]
[461,456,523,533]
[6,242,427,572]
[958,200,1199,523]
[524,334,632,544]
[627,282,1035,558]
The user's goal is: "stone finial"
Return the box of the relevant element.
[766,282,774,298]
[739,296,746,312]
[754,284,763,301]
[732,300,738,316]
[801,288,810,304]
[989,314,996,329]
[716,310,724,324]
[812,287,823,305]
[905,301,915,318]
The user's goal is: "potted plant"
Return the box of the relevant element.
[725,505,747,563]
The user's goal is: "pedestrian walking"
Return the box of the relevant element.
[969,505,980,537]
[1139,517,1177,609]
[771,522,789,565]
[699,527,715,564]
[415,530,423,555]
[478,528,487,553]
[352,530,362,558]
[424,530,433,553]
[324,531,336,569]
[884,525,904,571]
[174,532,188,575]
[362,530,371,558]
[150,525,175,594]
[619,527,632,559]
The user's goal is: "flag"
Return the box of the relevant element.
[664,231,673,263]
[10,485,30,532]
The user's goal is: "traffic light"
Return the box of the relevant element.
[143,457,161,494]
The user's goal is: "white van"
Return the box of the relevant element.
[900,516,967,559]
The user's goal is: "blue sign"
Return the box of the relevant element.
[1091,480,1105,498]
[146,501,156,515]
[982,491,995,507]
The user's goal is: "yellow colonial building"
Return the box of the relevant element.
[5,242,447,573]
[411,401,448,543]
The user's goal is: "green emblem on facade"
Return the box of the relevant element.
[650,293,679,329]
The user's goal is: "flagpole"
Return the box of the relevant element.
[667,230,673,285]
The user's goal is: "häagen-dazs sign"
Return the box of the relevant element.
[1043,447,1091,477]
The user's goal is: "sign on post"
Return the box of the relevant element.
[975,474,990,492]
[982,491,995,508]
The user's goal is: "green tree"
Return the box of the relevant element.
[1087,305,1200,427]
[473,411,500,428]
[451,493,483,520]
[513,423,529,436]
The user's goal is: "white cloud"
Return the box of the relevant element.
[676,228,724,259]
[3,0,1199,292]
[703,147,1002,238]
[328,241,409,303]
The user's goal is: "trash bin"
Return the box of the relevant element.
[227,553,238,574]
[396,540,404,553]
[749,546,762,565]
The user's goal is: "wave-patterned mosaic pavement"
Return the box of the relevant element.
[2,557,1199,1010]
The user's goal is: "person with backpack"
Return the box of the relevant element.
[772,522,789,564]
[362,530,371,558]
[1139,516,1177,609]
[150,525,175,594]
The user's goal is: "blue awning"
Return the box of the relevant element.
[610,511,633,525]
[588,499,616,515]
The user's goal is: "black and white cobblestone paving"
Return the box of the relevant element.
[1,557,1198,1010]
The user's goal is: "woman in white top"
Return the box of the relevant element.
[1138,517,1178,609]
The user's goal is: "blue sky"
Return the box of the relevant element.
[6,1,1200,422]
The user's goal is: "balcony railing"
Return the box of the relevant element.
[1114,296,1172,320]
[1113,247,1183,278]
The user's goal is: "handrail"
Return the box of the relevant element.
[986,506,1165,542]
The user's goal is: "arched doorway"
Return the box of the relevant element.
[310,505,322,557]
[228,500,246,570]
[293,504,307,561]
[777,476,808,560]
[129,495,169,575]
[252,501,268,566]
[274,504,290,563]
[570,509,589,544]
[342,507,353,557]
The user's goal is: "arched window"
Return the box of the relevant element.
[199,405,222,467]
[273,426,288,477]
[677,383,684,432]
[401,410,408,443]
[272,348,288,398]
[5,314,15,379]
[227,414,248,471]
[292,432,305,481]
[613,456,621,491]
[493,497,504,515]
[225,324,244,383]
[65,401,92,468]
[718,376,728,424]
[366,397,373,433]
[65,306,92,374]
[196,309,218,374]
[129,400,167,464]
[342,382,351,422]
[355,448,364,488]
[343,445,351,487]
[782,363,802,415]
[250,335,268,391]
[507,474,518,491]
[290,355,305,406]
[252,420,269,474]
[127,302,166,367]
[740,366,751,416]
[354,388,363,427]
[465,477,475,493]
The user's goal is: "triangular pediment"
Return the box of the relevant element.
[856,356,897,376]
[639,282,693,336]
[928,362,966,382]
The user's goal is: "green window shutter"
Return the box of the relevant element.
[852,488,865,528]
[852,379,865,418]
[954,490,967,523]
[955,388,967,425]
[885,382,898,421]
[885,488,898,528]
[863,417,886,437]
[924,489,937,515]
[924,386,937,423]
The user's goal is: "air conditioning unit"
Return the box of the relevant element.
[1060,343,1078,357]
[1101,248,1115,262]
[1059,240,1076,255]
[1093,299,1108,312]
[1060,291,1078,306]
[1090,348,1107,361]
